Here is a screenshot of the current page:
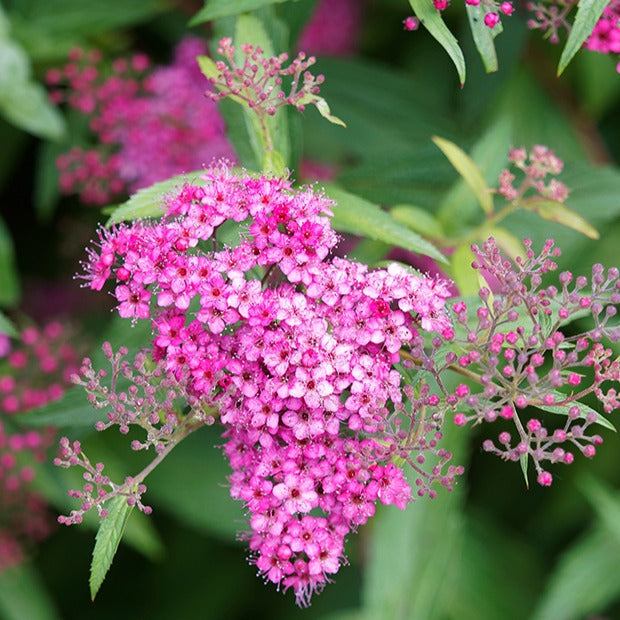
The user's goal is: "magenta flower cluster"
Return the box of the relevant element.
[47,38,235,205]
[297,0,363,56]
[445,238,619,486]
[1,322,80,569]
[57,164,462,604]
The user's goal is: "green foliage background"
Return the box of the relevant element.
[1,0,620,618]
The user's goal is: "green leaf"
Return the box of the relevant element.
[450,244,479,296]
[531,527,620,620]
[536,391,615,432]
[519,452,530,489]
[390,204,444,239]
[466,3,503,73]
[90,495,134,600]
[0,80,65,140]
[0,563,61,620]
[234,14,291,170]
[579,477,620,545]
[189,0,290,24]
[521,198,600,239]
[558,0,609,76]
[408,0,466,85]
[147,427,243,540]
[297,94,346,128]
[325,185,447,263]
[432,136,493,214]
[0,216,19,306]
[34,140,62,222]
[106,171,205,225]
[362,424,468,618]
[0,310,17,336]
[0,28,65,139]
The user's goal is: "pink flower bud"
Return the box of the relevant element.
[484,12,500,27]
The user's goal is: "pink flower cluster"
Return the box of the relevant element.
[446,238,619,486]
[297,0,363,56]
[1,322,80,569]
[497,145,568,202]
[47,38,235,205]
[585,0,620,72]
[64,164,460,604]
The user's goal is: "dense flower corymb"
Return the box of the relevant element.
[60,164,461,605]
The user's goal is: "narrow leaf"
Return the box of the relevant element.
[450,244,479,296]
[408,0,466,85]
[531,528,620,620]
[325,185,447,263]
[558,0,609,75]
[536,391,615,432]
[521,197,599,239]
[189,0,290,25]
[466,3,503,73]
[519,452,530,488]
[391,204,444,238]
[106,171,205,225]
[432,136,493,214]
[310,96,347,127]
[90,495,134,600]
[0,216,20,306]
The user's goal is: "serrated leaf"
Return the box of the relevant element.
[325,185,447,263]
[0,310,17,336]
[466,3,503,73]
[189,0,290,25]
[432,136,493,214]
[90,495,134,600]
[106,171,205,225]
[521,198,599,239]
[408,0,466,85]
[558,0,609,76]
[390,204,444,238]
[536,391,615,432]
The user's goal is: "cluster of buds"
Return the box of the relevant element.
[443,238,619,486]
[427,0,514,28]
[47,38,234,205]
[497,145,569,202]
[207,38,324,117]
